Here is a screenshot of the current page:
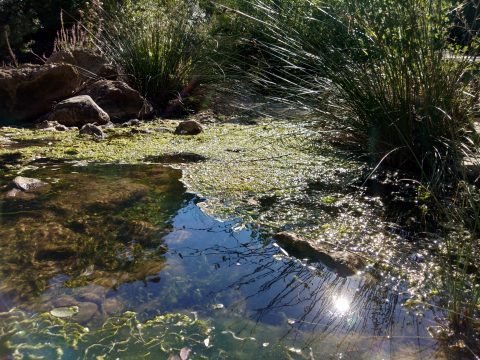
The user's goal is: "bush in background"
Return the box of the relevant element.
[226,0,479,176]
[0,0,87,64]
[92,0,215,113]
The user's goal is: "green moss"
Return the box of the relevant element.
[0,119,358,221]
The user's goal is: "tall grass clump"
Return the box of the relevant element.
[225,0,479,174]
[92,0,214,111]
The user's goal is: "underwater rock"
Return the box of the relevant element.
[5,188,36,200]
[50,306,79,318]
[102,297,123,315]
[48,95,110,127]
[77,292,104,306]
[101,121,115,129]
[52,295,78,308]
[12,176,47,192]
[273,232,366,277]
[73,302,99,324]
[174,120,203,135]
[79,123,105,139]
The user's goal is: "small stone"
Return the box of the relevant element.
[72,302,98,324]
[101,122,115,129]
[174,120,203,135]
[79,124,105,139]
[50,306,79,318]
[122,119,141,127]
[36,120,60,129]
[12,176,47,192]
[55,124,69,131]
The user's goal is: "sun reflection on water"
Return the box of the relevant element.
[333,296,351,314]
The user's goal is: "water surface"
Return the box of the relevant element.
[0,163,452,359]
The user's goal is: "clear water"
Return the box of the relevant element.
[0,164,453,359]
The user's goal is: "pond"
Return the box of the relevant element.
[0,163,454,359]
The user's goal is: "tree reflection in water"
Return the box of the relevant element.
[161,200,443,359]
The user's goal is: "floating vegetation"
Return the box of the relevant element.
[0,310,211,359]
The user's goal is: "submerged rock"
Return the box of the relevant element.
[0,64,81,122]
[174,120,203,135]
[72,302,99,324]
[48,95,110,127]
[12,176,47,192]
[52,295,78,308]
[273,232,366,277]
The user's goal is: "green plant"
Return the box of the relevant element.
[228,0,479,174]
[93,0,214,112]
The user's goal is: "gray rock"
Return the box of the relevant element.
[54,124,69,132]
[0,64,82,122]
[80,80,154,121]
[48,95,110,127]
[36,120,60,129]
[12,176,47,192]
[122,119,141,127]
[101,122,115,129]
[72,302,99,324]
[174,120,203,135]
[273,232,366,277]
[102,297,123,315]
[79,124,105,139]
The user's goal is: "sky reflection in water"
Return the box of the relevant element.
[0,164,449,359]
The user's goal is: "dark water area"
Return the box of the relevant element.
[0,163,460,359]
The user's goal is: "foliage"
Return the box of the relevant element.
[91,0,215,112]
[226,0,479,175]
[0,0,87,63]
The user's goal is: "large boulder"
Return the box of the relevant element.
[46,49,117,81]
[80,80,154,122]
[0,64,81,122]
[48,95,110,127]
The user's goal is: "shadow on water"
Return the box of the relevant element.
[0,163,469,359]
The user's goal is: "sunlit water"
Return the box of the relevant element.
[0,164,454,359]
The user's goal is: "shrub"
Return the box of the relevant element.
[230,0,479,175]
[93,0,215,112]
